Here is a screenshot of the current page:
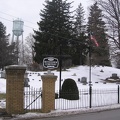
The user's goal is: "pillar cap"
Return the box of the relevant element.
[5,65,26,70]
[41,74,57,79]
[41,74,57,77]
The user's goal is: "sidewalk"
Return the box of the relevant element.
[1,104,120,120]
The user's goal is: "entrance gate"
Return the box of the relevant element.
[24,87,42,112]
[5,65,57,114]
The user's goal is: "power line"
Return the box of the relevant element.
[0,16,36,29]
[0,11,36,25]
[0,14,88,45]
[0,16,78,42]
[0,16,89,45]
[0,16,12,22]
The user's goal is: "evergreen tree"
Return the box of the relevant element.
[72,3,88,65]
[70,33,88,65]
[0,21,16,70]
[74,3,86,36]
[33,0,74,63]
[87,2,110,66]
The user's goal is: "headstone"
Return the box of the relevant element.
[116,82,120,84]
[111,73,119,79]
[103,81,106,84]
[1,71,6,78]
[100,69,104,72]
[24,78,30,87]
[38,73,41,76]
[72,73,76,76]
[78,78,80,82]
[81,77,87,85]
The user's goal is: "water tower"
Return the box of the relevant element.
[12,19,24,64]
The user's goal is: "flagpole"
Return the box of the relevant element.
[89,32,92,108]
[89,32,99,86]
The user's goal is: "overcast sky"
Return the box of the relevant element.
[0,0,93,41]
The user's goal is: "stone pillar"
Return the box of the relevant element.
[5,65,26,114]
[41,73,57,113]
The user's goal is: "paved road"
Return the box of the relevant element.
[33,109,120,120]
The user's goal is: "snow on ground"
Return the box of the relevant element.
[27,65,120,90]
[0,78,6,93]
[0,65,120,94]
[0,66,120,119]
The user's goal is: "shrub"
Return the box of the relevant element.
[60,78,79,100]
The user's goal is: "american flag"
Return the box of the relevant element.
[90,34,99,47]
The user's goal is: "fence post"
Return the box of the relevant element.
[41,72,57,113]
[89,85,92,108]
[5,65,26,114]
[118,85,119,104]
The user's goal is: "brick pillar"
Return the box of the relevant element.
[41,73,57,113]
[5,65,26,114]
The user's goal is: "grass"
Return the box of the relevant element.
[0,93,6,100]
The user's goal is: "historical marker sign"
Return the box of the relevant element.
[43,57,59,69]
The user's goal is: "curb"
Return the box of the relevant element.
[3,104,120,120]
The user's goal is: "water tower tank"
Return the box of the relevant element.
[13,19,24,36]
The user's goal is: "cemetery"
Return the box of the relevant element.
[0,65,120,115]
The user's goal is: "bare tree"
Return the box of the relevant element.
[96,0,120,67]
[96,0,120,48]
[24,33,35,64]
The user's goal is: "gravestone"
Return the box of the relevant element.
[78,78,80,82]
[24,78,30,87]
[81,77,87,85]
[1,71,6,78]
[38,73,40,76]
[111,73,119,79]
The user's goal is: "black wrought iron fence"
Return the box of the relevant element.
[91,88,118,107]
[24,86,120,111]
[55,86,120,110]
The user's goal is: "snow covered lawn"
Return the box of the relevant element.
[0,65,120,110]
